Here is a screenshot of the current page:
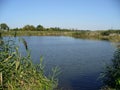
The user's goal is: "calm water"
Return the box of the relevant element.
[16,36,115,90]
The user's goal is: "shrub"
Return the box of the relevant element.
[101,47,120,89]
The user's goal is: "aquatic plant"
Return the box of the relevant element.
[101,47,120,89]
[0,37,59,90]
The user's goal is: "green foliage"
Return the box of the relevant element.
[101,31,110,36]
[101,48,120,89]
[36,25,44,31]
[101,30,120,36]
[0,37,58,90]
[23,25,36,31]
[11,28,20,31]
[0,23,9,31]
[1,22,120,42]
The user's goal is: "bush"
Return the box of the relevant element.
[101,47,120,89]
[0,37,59,90]
[101,31,110,36]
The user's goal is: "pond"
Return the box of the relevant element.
[17,36,115,90]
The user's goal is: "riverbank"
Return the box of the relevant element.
[1,30,120,42]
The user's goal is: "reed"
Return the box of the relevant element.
[100,47,120,89]
[1,30,120,42]
[0,37,59,90]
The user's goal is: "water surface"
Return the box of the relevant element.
[17,36,115,90]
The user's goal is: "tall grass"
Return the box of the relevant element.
[1,30,120,42]
[0,37,59,90]
[101,47,120,89]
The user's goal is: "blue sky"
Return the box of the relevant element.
[0,0,120,30]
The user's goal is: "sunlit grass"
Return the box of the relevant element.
[1,30,120,42]
[0,37,59,90]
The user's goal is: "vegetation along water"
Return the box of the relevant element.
[0,36,59,90]
[0,23,120,90]
[0,23,120,42]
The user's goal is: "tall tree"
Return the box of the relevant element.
[36,25,44,31]
[0,23,9,31]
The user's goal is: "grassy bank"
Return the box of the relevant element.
[1,30,120,42]
[1,30,73,36]
[72,31,120,42]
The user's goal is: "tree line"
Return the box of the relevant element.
[0,23,120,35]
[0,23,45,31]
[0,23,70,31]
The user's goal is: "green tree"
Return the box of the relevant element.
[22,25,36,31]
[36,25,44,31]
[0,23,9,31]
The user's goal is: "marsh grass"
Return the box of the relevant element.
[100,48,120,89]
[1,30,120,42]
[0,37,59,90]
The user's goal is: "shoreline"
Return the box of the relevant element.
[1,30,120,42]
